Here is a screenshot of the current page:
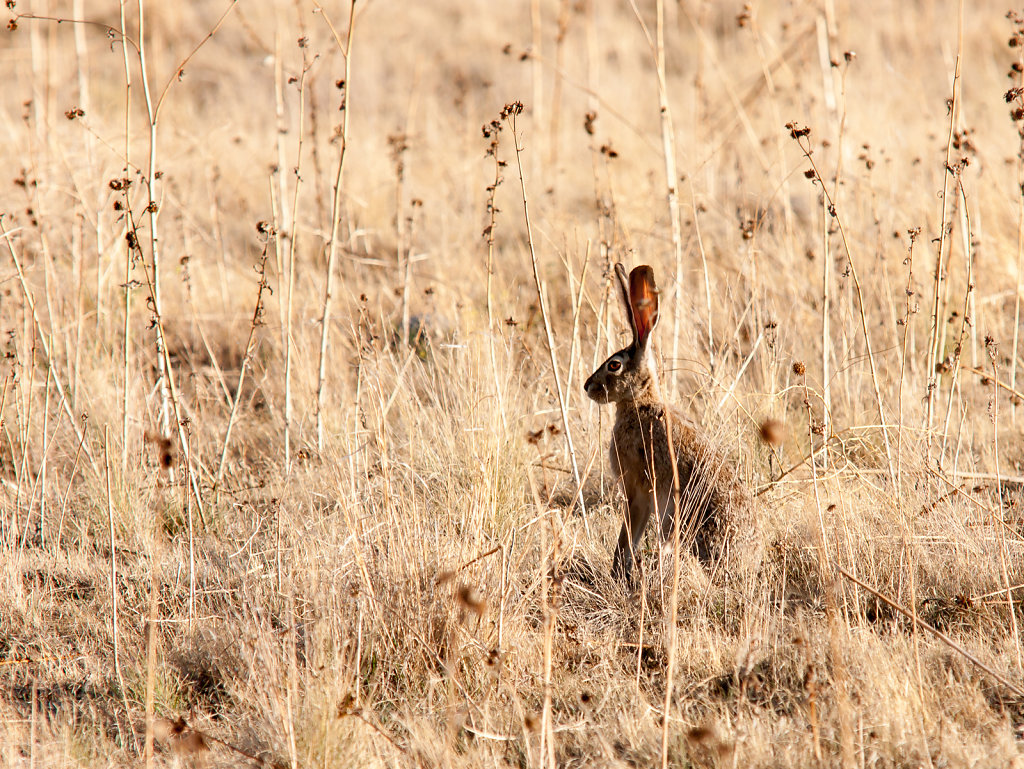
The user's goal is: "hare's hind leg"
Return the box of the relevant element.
[611,489,654,582]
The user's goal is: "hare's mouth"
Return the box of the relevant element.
[583,378,610,403]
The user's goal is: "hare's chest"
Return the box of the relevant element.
[610,411,667,490]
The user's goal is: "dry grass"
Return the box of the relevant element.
[3,0,1024,766]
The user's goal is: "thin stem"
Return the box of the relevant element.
[1013,10,1024,423]
[283,47,316,472]
[124,204,206,524]
[483,120,508,431]
[628,0,689,389]
[216,249,271,489]
[939,176,975,462]
[896,230,920,491]
[838,565,1024,699]
[660,409,684,769]
[925,24,963,447]
[504,104,588,529]
[987,343,1022,673]
[790,128,895,487]
[104,427,137,753]
[0,218,95,472]
[136,0,172,443]
[314,0,356,453]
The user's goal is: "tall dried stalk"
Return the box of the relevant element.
[283,42,316,472]
[391,133,412,348]
[689,193,715,374]
[504,103,587,527]
[526,468,559,769]
[215,247,271,489]
[627,0,688,394]
[118,0,133,475]
[897,304,930,756]
[36,368,52,548]
[273,23,291,312]
[530,0,544,183]
[130,0,238,504]
[547,0,571,176]
[925,13,963,446]
[563,243,591,400]
[71,0,92,413]
[136,0,173,445]
[896,229,921,490]
[790,125,895,487]
[659,409,684,769]
[938,174,976,462]
[54,421,87,554]
[124,203,206,523]
[104,427,136,753]
[314,0,357,453]
[143,574,158,769]
[1007,11,1024,424]
[819,174,832,444]
[0,217,95,472]
[482,119,507,430]
[799,366,840,763]
[272,25,292,469]
[746,9,796,251]
[186,426,195,627]
[987,340,1022,673]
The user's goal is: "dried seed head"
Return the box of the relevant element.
[786,121,811,139]
[501,101,524,119]
[337,693,357,716]
[758,418,787,447]
[153,717,210,758]
[456,584,487,617]
[803,664,818,694]
[686,725,717,746]
[792,361,806,376]
[156,438,175,469]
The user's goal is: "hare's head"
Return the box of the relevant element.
[584,264,660,405]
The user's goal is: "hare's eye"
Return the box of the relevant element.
[607,360,622,372]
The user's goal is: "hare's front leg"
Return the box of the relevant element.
[658,486,716,564]
[611,486,654,581]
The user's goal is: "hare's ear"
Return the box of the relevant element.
[628,266,659,347]
[614,263,639,342]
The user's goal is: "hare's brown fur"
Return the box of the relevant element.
[585,264,760,582]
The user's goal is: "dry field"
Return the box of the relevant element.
[3,0,1024,766]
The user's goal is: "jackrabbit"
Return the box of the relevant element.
[584,264,758,582]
